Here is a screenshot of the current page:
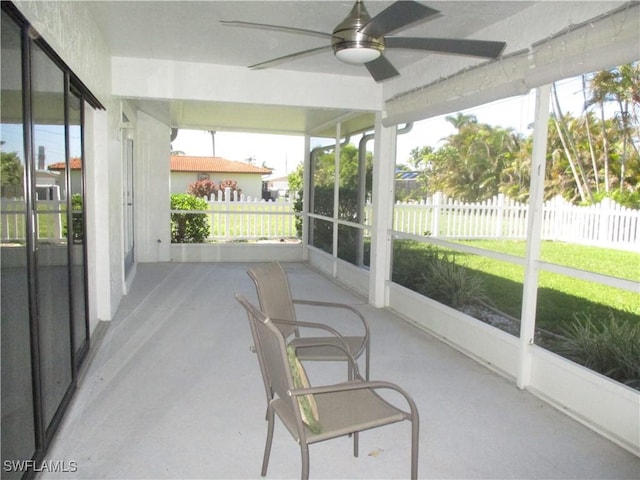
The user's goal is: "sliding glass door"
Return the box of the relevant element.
[1,11,37,478]
[31,40,74,435]
[69,88,89,368]
[1,5,98,477]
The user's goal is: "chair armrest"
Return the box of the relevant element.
[291,299,370,343]
[270,317,359,371]
[271,316,344,339]
[293,340,361,378]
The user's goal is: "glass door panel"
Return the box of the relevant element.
[31,42,73,431]
[68,89,88,364]
[1,11,37,476]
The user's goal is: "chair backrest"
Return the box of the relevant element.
[235,294,297,407]
[247,262,298,338]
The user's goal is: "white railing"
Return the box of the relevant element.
[392,192,639,251]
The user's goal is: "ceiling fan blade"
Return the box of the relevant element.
[360,1,440,38]
[386,37,506,58]
[249,45,333,70]
[365,55,400,82]
[220,20,335,40]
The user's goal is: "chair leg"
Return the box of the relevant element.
[261,406,275,477]
[365,346,370,381]
[410,417,420,480]
[300,443,310,480]
[353,431,359,457]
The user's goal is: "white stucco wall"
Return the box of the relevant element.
[13,0,111,105]
[135,111,171,262]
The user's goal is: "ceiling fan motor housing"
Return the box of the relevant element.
[332,0,384,64]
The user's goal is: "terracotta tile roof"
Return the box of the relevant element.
[47,156,272,175]
[171,155,272,174]
[47,158,82,170]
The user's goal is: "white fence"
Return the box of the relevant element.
[4,192,638,251]
[393,192,639,251]
[204,194,298,241]
[1,199,64,242]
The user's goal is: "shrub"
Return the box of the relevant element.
[418,253,489,308]
[170,194,210,243]
[218,179,242,200]
[71,193,84,242]
[392,240,488,308]
[392,240,439,290]
[187,179,218,199]
[557,311,640,388]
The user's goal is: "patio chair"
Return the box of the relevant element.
[235,294,419,480]
[247,262,371,380]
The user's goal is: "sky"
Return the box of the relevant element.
[171,75,588,178]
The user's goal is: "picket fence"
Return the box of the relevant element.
[2,192,638,251]
[203,193,298,240]
[393,192,639,251]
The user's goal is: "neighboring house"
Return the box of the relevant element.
[47,158,81,197]
[264,174,291,200]
[395,170,420,199]
[170,155,272,199]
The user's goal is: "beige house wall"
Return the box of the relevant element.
[170,171,264,200]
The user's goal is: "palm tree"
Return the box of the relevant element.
[587,62,640,193]
[551,82,593,203]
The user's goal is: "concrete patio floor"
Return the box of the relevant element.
[41,262,639,479]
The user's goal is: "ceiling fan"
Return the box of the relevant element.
[221,0,507,83]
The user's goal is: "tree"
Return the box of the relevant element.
[426,117,523,202]
[552,82,593,203]
[398,64,640,207]
[1,151,24,196]
[587,62,640,193]
[289,142,373,244]
[403,146,434,201]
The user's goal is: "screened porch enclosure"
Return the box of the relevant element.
[3,1,639,477]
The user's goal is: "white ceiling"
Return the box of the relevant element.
[84,1,626,136]
[88,0,534,78]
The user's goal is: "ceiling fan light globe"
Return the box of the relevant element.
[335,47,381,64]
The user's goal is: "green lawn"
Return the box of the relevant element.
[393,239,640,334]
[455,239,639,281]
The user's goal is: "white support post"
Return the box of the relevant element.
[518,84,551,389]
[302,135,310,261]
[369,113,397,308]
[333,123,341,275]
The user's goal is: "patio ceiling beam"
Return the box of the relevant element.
[111,57,382,112]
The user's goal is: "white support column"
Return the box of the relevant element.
[518,84,551,389]
[85,107,112,325]
[302,135,310,261]
[332,123,341,275]
[369,113,397,308]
